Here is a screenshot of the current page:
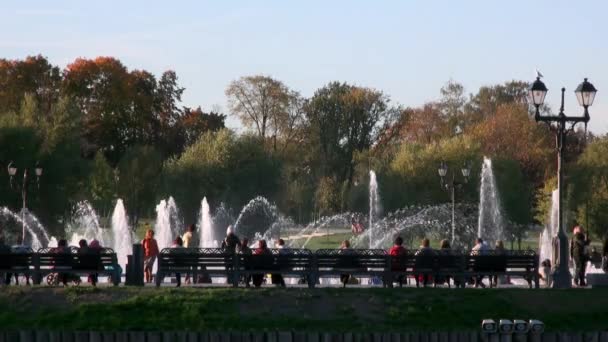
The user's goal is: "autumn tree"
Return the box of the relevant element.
[464,80,530,125]
[0,55,61,115]
[471,103,553,184]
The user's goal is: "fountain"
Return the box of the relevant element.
[369,170,381,248]
[233,196,279,241]
[539,190,559,264]
[0,207,49,250]
[111,199,132,272]
[67,200,108,247]
[199,197,217,247]
[478,157,505,245]
[155,197,182,250]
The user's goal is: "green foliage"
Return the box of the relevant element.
[569,136,608,238]
[88,152,116,215]
[117,146,163,221]
[387,134,481,210]
[163,129,281,223]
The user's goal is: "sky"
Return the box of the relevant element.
[1,0,607,132]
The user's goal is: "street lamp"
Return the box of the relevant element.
[438,160,471,245]
[7,161,43,245]
[529,76,597,289]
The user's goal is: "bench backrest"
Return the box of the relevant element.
[315,249,387,271]
[36,247,118,270]
[158,248,236,269]
[466,250,537,272]
[0,251,35,270]
[240,248,313,271]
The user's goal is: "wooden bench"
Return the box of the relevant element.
[156,248,237,287]
[313,249,389,287]
[34,247,121,286]
[238,248,314,288]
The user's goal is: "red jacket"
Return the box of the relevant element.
[389,245,406,256]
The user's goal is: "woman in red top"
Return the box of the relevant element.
[388,236,407,286]
[143,229,159,283]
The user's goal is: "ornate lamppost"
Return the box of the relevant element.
[438,161,471,245]
[529,76,597,288]
[7,161,43,245]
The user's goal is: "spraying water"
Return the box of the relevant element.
[539,190,559,264]
[199,197,216,247]
[369,170,381,248]
[67,200,107,247]
[0,207,47,250]
[478,157,505,245]
[155,197,182,250]
[111,199,132,272]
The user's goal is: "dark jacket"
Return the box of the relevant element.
[222,233,241,253]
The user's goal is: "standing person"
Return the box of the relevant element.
[572,231,588,286]
[171,236,184,287]
[182,224,196,284]
[471,238,489,288]
[143,229,160,284]
[251,240,271,288]
[389,236,407,286]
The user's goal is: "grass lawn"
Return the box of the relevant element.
[1,287,607,332]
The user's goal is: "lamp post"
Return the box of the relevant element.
[438,161,471,245]
[7,161,43,245]
[529,76,597,288]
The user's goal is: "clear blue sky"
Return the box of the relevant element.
[1,0,607,132]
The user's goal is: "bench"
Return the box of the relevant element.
[388,250,465,288]
[464,250,539,288]
[156,248,237,287]
[238,248,314,288]
[34,247,121,286]
[0,247,37,282]
[314,249,389,287]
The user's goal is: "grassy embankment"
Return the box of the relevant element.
[1,287,607,332]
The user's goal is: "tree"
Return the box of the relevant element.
[400,103,450,144]
[439,80,467,134]
[88,151,116,216]
[0,55,61,115]
[116,145,163,222]
[305,82,393,196]
[471,103,553,185]
[226,75,300,150]
[178,107,226,148]
[163,129,281,224]
[464,80,530,125]
[569,136,608,238]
